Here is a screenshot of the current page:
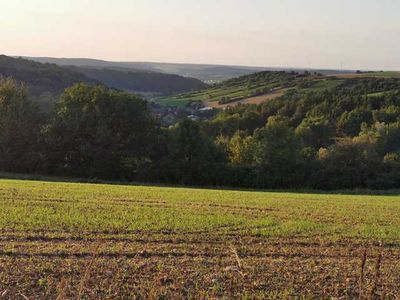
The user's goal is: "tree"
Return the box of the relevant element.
[361,121,400,155]
[43,84,156,179]
[376,153,400,188]
[251,116,301,187]
[378,122,400,154]
[314,138,380,189]
[161,119,219,185]
[337,109,373,137]
[228,130,254,165]
[296,116,334,149]
[0,78,42,172]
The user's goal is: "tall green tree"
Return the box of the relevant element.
[315,138,380,189]
[337,108,373,137]
[228,130,254,165]
[0,78,42,172]
[252,116,301,187]
[43,84,156,178]
[162,119,219,185]
[295,116,334,149]
[377,153,400,188]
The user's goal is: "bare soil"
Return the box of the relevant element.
[1,230,399,299]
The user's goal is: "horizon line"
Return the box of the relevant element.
[10,54,394,73]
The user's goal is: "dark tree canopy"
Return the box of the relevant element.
[1,73,400,190]
[43,84,156,178]
[0,78,42,172]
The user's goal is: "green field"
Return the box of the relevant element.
[154,71,298,107]
[1,179,399,298]
[362,71,400,78]
[154,70,400,108]
[155,85,254,107]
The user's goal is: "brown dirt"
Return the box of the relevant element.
[1,231,399,299]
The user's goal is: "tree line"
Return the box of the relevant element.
[1,76,400,190]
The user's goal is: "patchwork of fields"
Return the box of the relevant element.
[154,71,297,107]
[154,70,400,108]
[0,179,400,298]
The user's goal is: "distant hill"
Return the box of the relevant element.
[156,71,298,107]
[72,66,207,96]
[23,57,274,83]
[0,55,207,99]
[156,69,400,107]
[0,55,97,96]
[24,56,357,83]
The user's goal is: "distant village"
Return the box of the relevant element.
[149,101,216,126]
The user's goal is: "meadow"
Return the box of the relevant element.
[0,179,399,299]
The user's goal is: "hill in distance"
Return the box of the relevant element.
[1,55,208,100]
[23,56,268,83]
[156,69,400,108]
[71,66,207,97]
[23,56,356,84]
[0,55,98,97]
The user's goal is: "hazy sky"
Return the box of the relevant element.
[1,0,399,70]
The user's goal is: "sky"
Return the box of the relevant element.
[1,0,400,70]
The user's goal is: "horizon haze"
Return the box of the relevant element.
[2,0,400,71]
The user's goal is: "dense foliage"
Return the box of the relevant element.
[42,84,156,178]
[0,79,43,172]
[2,72,400,189]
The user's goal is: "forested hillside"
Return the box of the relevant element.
[0,55,97,96]
[200,74,400,188]
[1,71,400,189]
[0,55,207,103]
[75,66,207,96]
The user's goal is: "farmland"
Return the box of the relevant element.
[334,71,400,79]
[153,70,400,108]
[0,179,399,299]
[154,71,298,107]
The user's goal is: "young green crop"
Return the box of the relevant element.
[1,179,399,241]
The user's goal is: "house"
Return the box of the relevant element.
[187,115,201,121]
